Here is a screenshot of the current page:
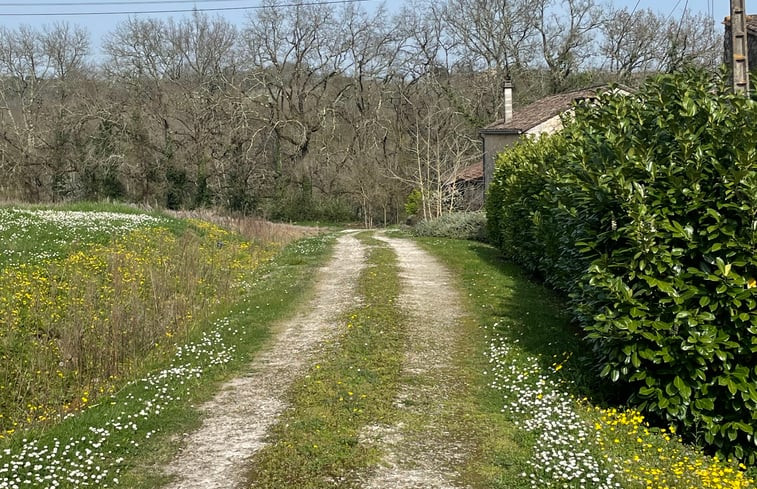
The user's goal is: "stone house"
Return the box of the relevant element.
[477,83,624,201]
[451,83,629,209]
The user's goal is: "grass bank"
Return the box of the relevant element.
[0,205,275,437]
[417,237,754,489]
[0,205,333,489]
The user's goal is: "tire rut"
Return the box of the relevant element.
[359,235,471,489]
[162,231,366,489]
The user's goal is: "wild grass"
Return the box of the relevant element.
[417,237,754,489]
[0,206,276,441]
[0,205,174,267]
[245,234,406,488]
[166,209,322,246]
[0,228,336,489]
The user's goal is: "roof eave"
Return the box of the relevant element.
[479,127,524,136]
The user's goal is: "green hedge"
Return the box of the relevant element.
[486,69,757,462]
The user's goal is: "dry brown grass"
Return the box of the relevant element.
[166,210,322,246]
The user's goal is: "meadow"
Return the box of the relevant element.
[0,204,335,488]
[0,204,279,436]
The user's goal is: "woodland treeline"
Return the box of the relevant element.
[0,0,720,224]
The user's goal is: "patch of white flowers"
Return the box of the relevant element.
[0,317,238,488]
[485,323,622,488]
[22,210,164,232]
[0,208,167,264]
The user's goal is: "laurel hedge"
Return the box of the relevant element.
[486,69,757,462]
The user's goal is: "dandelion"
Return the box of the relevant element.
[485,320,754,489]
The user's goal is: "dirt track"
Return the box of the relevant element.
[359,235,470,489]
[163,231,365,489]
[162,232,470,488]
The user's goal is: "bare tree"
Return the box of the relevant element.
[0,23,93,200]
[163,13,246,209]
[102,18,177,202]
[534,0,604,93]
[0,25,47,197]
[167,11,238,82]
[601,7,664,80]
[601,7,720,82]
[42,22,89,82]
[337,4,409,225]
[383,73,479,221]
[442,0,534,75]
[660,9,720,73]
[241,1,353,204]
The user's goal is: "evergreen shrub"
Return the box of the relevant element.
[486,69,757,462]
[412,211,488,241]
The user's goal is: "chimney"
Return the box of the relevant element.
[503,78,513,123]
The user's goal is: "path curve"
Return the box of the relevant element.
[360,235,471,489]
[163,232,365,489]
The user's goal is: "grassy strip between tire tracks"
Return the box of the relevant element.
[0,232,335,489]
[245,233,406,488]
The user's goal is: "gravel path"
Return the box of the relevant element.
[359,235,471,489]
[162,232,365,489]
[161,232,472,489]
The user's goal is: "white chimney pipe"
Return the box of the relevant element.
[504,78,513,123]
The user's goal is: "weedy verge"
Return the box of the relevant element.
[0,216,334,489]
[417,237,754,489]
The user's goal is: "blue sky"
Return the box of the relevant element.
[0,0,733,54]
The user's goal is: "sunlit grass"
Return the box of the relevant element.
[417,237,754,489]
[246,234,406,488]
[0,219,334,489]
[0,206,276,440]
[0,206,171,267]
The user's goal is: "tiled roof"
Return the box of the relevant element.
[452,163,484,183]
[481,88,601,134]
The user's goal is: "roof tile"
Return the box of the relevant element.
[483,88,600,133]
[453,163,484,182]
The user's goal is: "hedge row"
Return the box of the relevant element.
[486,70,757,462]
